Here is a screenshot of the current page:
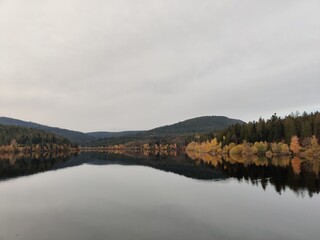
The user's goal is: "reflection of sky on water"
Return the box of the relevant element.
[0,164,319,240]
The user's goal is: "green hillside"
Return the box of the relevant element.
[146,116,244,136]
[0,124,70,146]
[87,116,244,146]
[0,117,94,145]
[0,115,244,146]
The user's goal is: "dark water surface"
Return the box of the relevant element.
[0,153,319,240]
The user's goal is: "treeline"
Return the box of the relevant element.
[0,117,95,145]
[217,112,320,146]
[0,124,77,154]
[80,143,179,157]
[186,136,320,159]
[186,112,320,160]
[0,124,71,146]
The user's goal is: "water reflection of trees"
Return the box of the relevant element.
[186,151,320,197]
[0,153,74,179]
[1,151,319,197]
[81,150,320,197]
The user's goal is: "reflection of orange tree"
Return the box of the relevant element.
[291,157,301,175]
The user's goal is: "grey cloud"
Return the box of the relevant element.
[0,0,319,131]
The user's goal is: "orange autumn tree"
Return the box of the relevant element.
[290,136,301,155]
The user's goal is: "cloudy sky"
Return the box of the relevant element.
[0,0,319,132]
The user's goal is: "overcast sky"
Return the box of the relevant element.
[0,0,319,132]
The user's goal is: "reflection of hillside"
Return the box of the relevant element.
[186,151,320,197]
[1,151,320,197]
[186,152,222,167]
[0,153,74,180]
[0,152,227,181]
[60,152,227,180]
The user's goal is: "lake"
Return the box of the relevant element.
[0,152,319,240]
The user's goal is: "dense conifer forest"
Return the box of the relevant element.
[216,112,320,146]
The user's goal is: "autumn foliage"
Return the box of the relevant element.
[290,136,301,154]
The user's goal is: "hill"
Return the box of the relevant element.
[0,117,94,145]
[87,116,244,146]
[0,124,70,146]
[0,115,244,146]
[146,116,244,136]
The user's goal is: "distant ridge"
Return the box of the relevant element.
[0,115,244,146]
[88,116,245,146]
[145,116,244,136]
[0,117,94,145]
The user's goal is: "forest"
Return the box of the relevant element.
[0,124,73,154]
[186,112,320,159]
[0,124,70,145]
[217,112,320,146]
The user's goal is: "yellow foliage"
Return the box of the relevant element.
[280,143,290,155]
[229,144,245,155]
[250,145,258,155]
[229,153,245,163]
[310,135,319,151]
[186,138,221,153]
[271,142,290,155]
[252,155,269,167]
[271,143,281,154]
[272,156,291,167]
[265,151,273,158]
[253,142,268,154]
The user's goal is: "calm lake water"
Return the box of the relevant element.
[0,152,319,240]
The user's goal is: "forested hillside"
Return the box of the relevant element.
[86,116,244,146]
[0,117,94,145]
[0,124,70,145]
[146,116,244,136]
